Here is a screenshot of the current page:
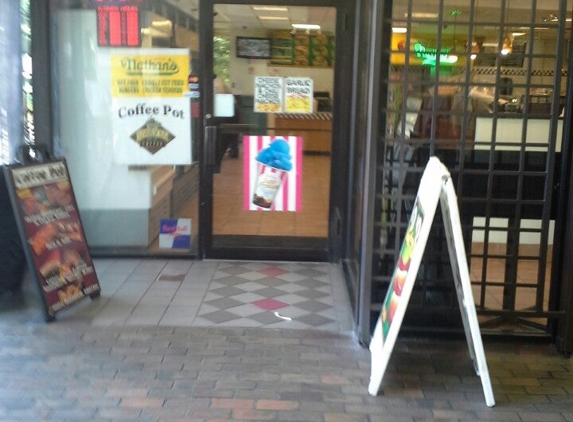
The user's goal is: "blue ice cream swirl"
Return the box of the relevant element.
[256,138,293,171]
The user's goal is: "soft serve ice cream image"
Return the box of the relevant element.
[252,138,293,209]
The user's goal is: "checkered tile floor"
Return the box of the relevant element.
[194,262,346,330]
[10,259,355,333]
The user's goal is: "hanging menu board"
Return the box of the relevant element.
[3,160,101,321]
[270,31,335,67]
[310,33,329,66]
[271,31,294,65]
[293,34,310,66]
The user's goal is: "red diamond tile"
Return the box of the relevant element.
[252,298,288,311]
[259,267,289,277]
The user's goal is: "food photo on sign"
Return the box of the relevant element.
[284,77,313,114]
[254,76,283,113]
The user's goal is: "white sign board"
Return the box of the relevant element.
[254,76,283,113]
[110,49,192,165]
[112,97,191,165]
[369,157,495,408]
[284,77,313,114]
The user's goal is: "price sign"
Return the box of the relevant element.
[97,5,140,47]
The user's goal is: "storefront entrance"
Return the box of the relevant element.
[199,1,351,261]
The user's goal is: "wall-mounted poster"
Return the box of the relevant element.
[284,77,313,114]
[243,136,302,212]
[3,161,101,321]
[254,76,283,113]
[111,49,191,165]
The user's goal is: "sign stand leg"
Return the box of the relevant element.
[440,178,495,407]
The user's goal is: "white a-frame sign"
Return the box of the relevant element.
[369,156,495,407]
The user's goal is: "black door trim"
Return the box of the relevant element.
[199,0,353,262]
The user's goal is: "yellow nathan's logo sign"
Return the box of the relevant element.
[111,53,189,98]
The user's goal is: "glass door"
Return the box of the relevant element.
[200,1,338,260]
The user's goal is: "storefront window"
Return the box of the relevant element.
[50,0,200,256]
[0,0,28,165]
[375,0,572,335]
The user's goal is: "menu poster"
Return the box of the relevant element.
[254,76,283,113]
[4,160,101,321]
[284,77,313,114]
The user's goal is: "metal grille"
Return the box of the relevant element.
[373,0,570,336]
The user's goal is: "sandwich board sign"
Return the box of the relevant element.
[3,160,101,322]
[368,156,495,407]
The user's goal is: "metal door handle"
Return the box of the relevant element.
[204,125,217,165]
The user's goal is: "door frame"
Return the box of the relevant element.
[198,0,355,261]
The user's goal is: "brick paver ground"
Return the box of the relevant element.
[1,319,572,421]
[1,264,573,421]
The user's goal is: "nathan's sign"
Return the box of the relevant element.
[4,160,101,322]
[111,49,192,165]
[111,56,186,96]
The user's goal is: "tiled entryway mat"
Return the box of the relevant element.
[194,261,352,332]
[46,259,354,333]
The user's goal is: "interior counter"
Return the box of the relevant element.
[475,117,563,152]
[268,112,332,153]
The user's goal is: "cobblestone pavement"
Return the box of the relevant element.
[0,260,572,421]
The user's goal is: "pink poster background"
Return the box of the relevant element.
[243,136,302,211]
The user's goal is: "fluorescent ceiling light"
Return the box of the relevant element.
[253,6,288,12]
[392,27,408,33]
[512,32,526,36]
[292,24,321,30]
[404,12,438,19]
[151,20,172,28]
[259,16,289,20]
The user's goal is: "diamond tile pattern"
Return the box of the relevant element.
[252,298,289,311]
[196,262,344,330]
[259,266,289,277]
[60,259,353,333]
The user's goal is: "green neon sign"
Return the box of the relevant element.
[414,43,459,66]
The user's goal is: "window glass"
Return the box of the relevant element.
[376,0,571,330]
[50,1,200,256]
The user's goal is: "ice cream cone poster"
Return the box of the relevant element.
[381,200,424,340]
[243,136,302,211]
